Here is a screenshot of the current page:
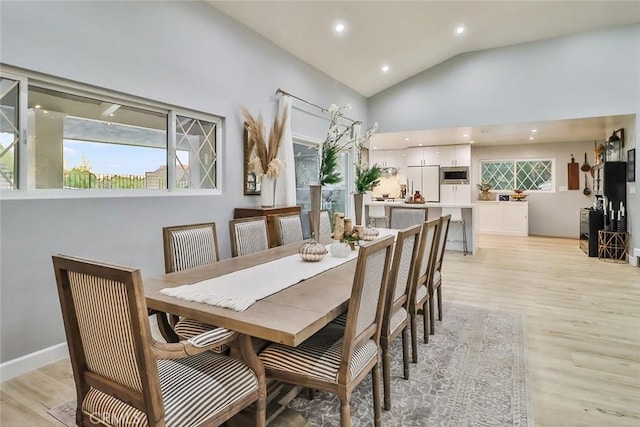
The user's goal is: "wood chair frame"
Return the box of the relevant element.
[429,214,451,334]
[274,213,304,246]
[388,206,428,229]
[229,216,269,258]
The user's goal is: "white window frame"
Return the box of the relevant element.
[479,158,556,193]
[0,66,223,199]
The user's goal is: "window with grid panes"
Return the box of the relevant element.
[481,160,553,191]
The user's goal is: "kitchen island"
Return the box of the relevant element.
[365,200,477,254]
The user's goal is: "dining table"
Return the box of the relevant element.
[144,236,368,425]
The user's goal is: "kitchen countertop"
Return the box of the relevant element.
[366,200,476,208]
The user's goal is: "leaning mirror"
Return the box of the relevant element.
[243,123,261,195]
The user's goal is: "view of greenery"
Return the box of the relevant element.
[64,156,150,189]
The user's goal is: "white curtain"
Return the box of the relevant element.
[276,96,296,206]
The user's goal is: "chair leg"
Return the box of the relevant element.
[401,327,410,380]
[429,296,435,335]
[437,287,443,321]
[382,344,391,410]
[410,313,418,363]
[372,363,382,427]
[423,300,430,343]
[340,397,351,427]
[462,220,468,255]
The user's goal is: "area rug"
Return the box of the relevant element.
[48,303,533,427]
[288,302,533,426]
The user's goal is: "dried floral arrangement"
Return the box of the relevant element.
[242,107,288,178]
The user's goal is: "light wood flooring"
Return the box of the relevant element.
[1,235,639,426]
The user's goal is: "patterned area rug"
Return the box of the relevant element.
[288,302,533,426]
[48,303,532,427]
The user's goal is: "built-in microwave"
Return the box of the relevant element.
[441,166,469,184]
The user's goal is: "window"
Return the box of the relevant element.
[1,69,221,194]
[481,159,553,191]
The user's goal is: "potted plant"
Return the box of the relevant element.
[477,181,492,201]
[352,121,379,225]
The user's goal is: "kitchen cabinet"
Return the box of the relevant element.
[406,165,440,202]
[439,145,471,166]
[439,184,471,204]
[370,149,402,167]
[477,201,528,236]
[406,146,440,166]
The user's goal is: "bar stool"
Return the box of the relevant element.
[368,204,388,228]
[441,207,467,255]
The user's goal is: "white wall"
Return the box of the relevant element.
[369,24,640,251]
[0,1,367,362]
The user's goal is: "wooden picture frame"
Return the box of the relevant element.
[243,123,261,195]
[627,148,635,182]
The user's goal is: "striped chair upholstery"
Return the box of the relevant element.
[429,214,451,334]
[163,222,235,352]
[388,207,428,229]
[276,213,304,245]
[52,255,264,427]
[229,216,269,257]
[409,218,440,360]
[380,224,421,410]
[309,210,332,238]
[259,236,395,427]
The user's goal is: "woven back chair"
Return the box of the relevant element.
[162,222,235,350]
[229,216,269,257]
[52,255,264,427]
[276,213,304,245]
[259,236,395,427]
[308,209,332,238]
[388,206,428,229]
[429,214,452,333]
[380,224,421,410]
[408,218,440,359]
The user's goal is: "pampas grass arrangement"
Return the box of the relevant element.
[242,107,288,178]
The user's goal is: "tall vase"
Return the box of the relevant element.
[309,184,322,241]
[353,192,364,226]
[261,176,277,207]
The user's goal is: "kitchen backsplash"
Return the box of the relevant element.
[371,175,403,198]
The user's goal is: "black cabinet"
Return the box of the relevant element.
[580,208,604,257]
[592,161,627,208]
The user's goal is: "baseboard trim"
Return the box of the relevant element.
[0,342,68,382]
[632,248,640,267]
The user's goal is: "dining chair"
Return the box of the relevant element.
[229,216,269,257]
[388,206,428,229]
[429,214,452,335]
[52,254,265,427]
[162,222,236,350]
[308,209,332,238]
[276,213,304,245]
[380,224,421,410]
[408,218,440,360]
[258,235,395,427]
[441,207,467,255]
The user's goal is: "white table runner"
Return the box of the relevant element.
[160,245,359,312]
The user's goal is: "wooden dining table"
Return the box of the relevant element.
[144,236,362,425]
[144,237,357,347]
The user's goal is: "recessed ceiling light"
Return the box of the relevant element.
[470,140,475,144]
[381,64,390,73]
[107,122,112,126]
[418,143,423,146]
[463,133,469,137]
[531,129,537,133]
[529,136,535,140]
[109,113,114,117]
[456,25,465,35]
[373,146,377,150]
[43,110,48,114]
[335,23,345,33]
[34,104,41,109]
[404,137,410,141]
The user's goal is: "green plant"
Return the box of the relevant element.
[355,164,382,193]
[477,181,492,192]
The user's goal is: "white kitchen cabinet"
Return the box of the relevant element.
[406,146,440,166]
[370,149,402,167]
[439,145,471,166]
[477,201,528,236]
[406,165,440,202]
[440,184,471,204]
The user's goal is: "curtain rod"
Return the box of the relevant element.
[276,88,359,123]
